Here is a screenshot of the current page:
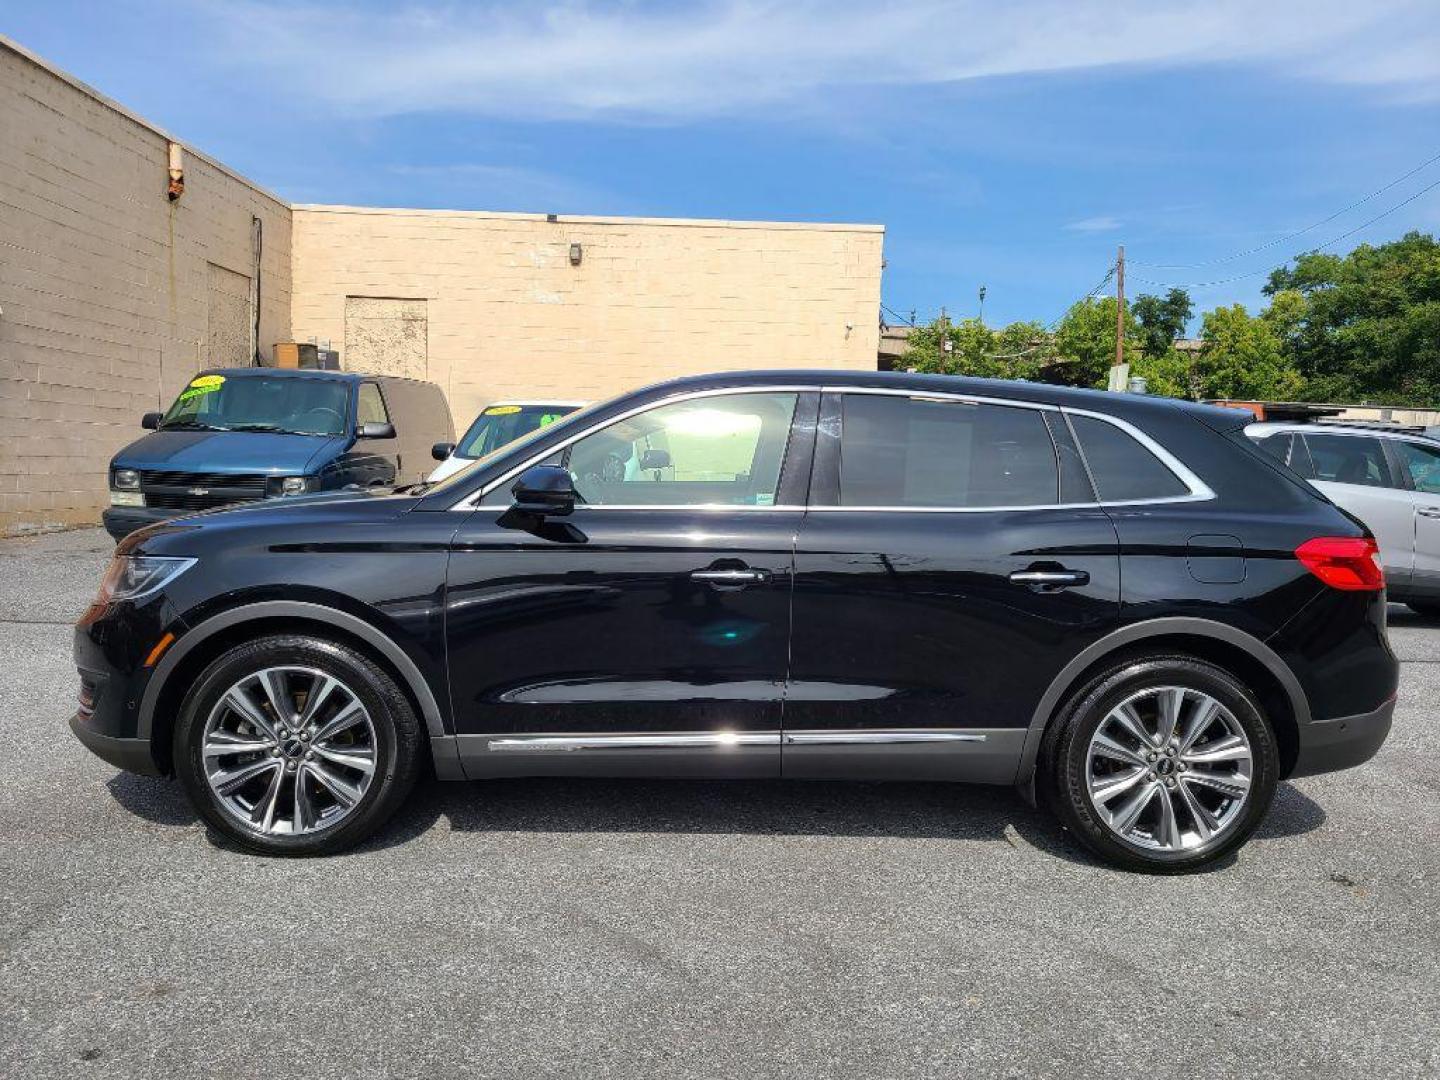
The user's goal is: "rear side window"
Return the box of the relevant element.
[838,396,1059,508]
[1253,432,1292,464]
[1301,433,1393,488]
[1393,441,1440,495]
[1068,414,1190,502]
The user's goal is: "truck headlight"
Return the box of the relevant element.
[113,468,140,490]
[92,555,196,605]
[268,476,315,497]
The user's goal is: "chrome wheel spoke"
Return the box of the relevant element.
[223,686,279,742]
[312,743,376,776]
[1090,765,1148,804]
[1183,734,1249,766]
[203,665,375,836]
[1085,684,1253,853]
[1183,769,1250,801]
[213,757,280,797]
[1092,733,1148,768]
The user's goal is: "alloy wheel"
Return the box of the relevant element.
[1084,685,1253,852]
[201,666,378,836]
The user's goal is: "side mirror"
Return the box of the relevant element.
[639,448,672,471]
[141,412,162,430]
[358,421,396,440]
[431,441,456,462]
[510,465,577,517]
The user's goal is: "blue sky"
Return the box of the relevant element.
[7,1,1440,330]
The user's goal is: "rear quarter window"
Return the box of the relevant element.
[1068,414,1191,502]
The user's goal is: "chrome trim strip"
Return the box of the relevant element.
[486,732,781,752]
[783,730,988,745]
[1060,404,1216,503]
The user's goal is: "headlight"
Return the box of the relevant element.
[92,555,196,605]
[113,468,140,490]
[268,476,315,497]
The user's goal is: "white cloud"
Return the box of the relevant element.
[204,0,1440,121]
[1064,216,1122,233]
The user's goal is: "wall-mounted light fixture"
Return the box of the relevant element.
[569,242,583,266]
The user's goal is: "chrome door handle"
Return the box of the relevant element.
[1418,507,1440,519]
[690,568,769,588]
[1009,568,1090,588]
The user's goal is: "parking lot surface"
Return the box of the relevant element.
[1,528,1436,1079]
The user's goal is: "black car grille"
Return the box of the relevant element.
[140,470,268,511]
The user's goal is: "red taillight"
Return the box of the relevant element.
[1295,536,1385,591]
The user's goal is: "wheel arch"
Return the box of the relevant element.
[1015,617,1308,800]
[140,601,459,778]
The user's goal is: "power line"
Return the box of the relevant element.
[1132,172,1440,290]
[1130,147,1440,270]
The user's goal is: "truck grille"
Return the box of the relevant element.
[140,470,268,511]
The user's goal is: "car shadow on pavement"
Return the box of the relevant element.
[102,770,1327,872]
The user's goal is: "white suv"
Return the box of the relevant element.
[1248,421,1440,614]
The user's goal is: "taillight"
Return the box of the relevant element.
[1295,537,1385,591]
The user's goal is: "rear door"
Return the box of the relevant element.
[1389,439,1440,597]
[1294,431,1415,590]
[784,390,1121,781]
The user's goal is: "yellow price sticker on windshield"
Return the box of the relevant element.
[483,405,522,416]
[178,374,226,403]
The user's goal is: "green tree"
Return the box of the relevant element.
[1131,288,1194,359]
[1193,303,1303,400]
[900,317,1050,381]
[1264,231,1440,403]
[1052,296,1140,387]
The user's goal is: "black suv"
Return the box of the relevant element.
[71,371,1397,872]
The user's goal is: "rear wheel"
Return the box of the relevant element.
[1041,655,1278,873]
[174,634,422,855]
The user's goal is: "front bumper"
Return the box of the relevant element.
[1290,695,1395,778]
[102,506,181,541]
[69,711,162,775]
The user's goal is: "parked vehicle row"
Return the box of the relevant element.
[73,370,1398,872]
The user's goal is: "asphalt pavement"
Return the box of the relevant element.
[1,528,1436,1079]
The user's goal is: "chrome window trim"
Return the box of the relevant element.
[450,381,1214,512]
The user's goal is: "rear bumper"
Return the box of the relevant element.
[102,506,180,540]
[1290,695,1395,778]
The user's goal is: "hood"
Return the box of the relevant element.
[426,452,477,483]
[111,430,345,474]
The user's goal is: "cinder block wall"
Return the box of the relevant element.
[0,38,292,535]
[290,205,883,428]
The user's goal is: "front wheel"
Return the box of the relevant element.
[174,634,422,856]
[1040,656,1279,873]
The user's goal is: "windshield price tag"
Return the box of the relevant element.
[483,405,522,416]
[178,374,226,403]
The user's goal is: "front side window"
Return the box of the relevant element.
[357,383,390,427]
[1394,441,1440,495]
[566,392,798,506]
[160,374,350,437]
[838,395,1059,508]
[1301,433,1393,488]
[1069,414,1191,502]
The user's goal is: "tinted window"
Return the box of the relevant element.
[838,396,1058,508]
[357,383,389,426]
[1253,433,1291,464]
[1069,414,1190,502]
[458,404,581,458]
[1301,433,1393,488]
[567,392,797,506]
[1394,441,1440,495]
[1044,412,1096,503]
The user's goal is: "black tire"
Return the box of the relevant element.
[1039,654,1279,874]
[1406,601,1440,618]
[173,634,423,856]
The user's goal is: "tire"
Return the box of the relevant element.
[173,634,423,856]
[1039,654,1279,874]
[1406,601,1440,617]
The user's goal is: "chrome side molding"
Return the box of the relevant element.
[783,731,987,745]
[485,730,991,752]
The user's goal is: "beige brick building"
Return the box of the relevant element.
[0,36,883,535]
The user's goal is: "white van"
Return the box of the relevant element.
[428,400,589,482]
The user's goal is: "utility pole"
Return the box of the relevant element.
[1114,245,1126,371]
[939,306,952,357]
[978,286,987,327]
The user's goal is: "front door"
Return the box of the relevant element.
[445,389,812,779]
[785,391,1121,782]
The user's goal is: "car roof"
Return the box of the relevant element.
[629,369,1251,430]
[199,368,441,386]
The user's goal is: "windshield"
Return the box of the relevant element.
[160,374,350,436]
[456,403,581,458]
[425,401,600,496]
